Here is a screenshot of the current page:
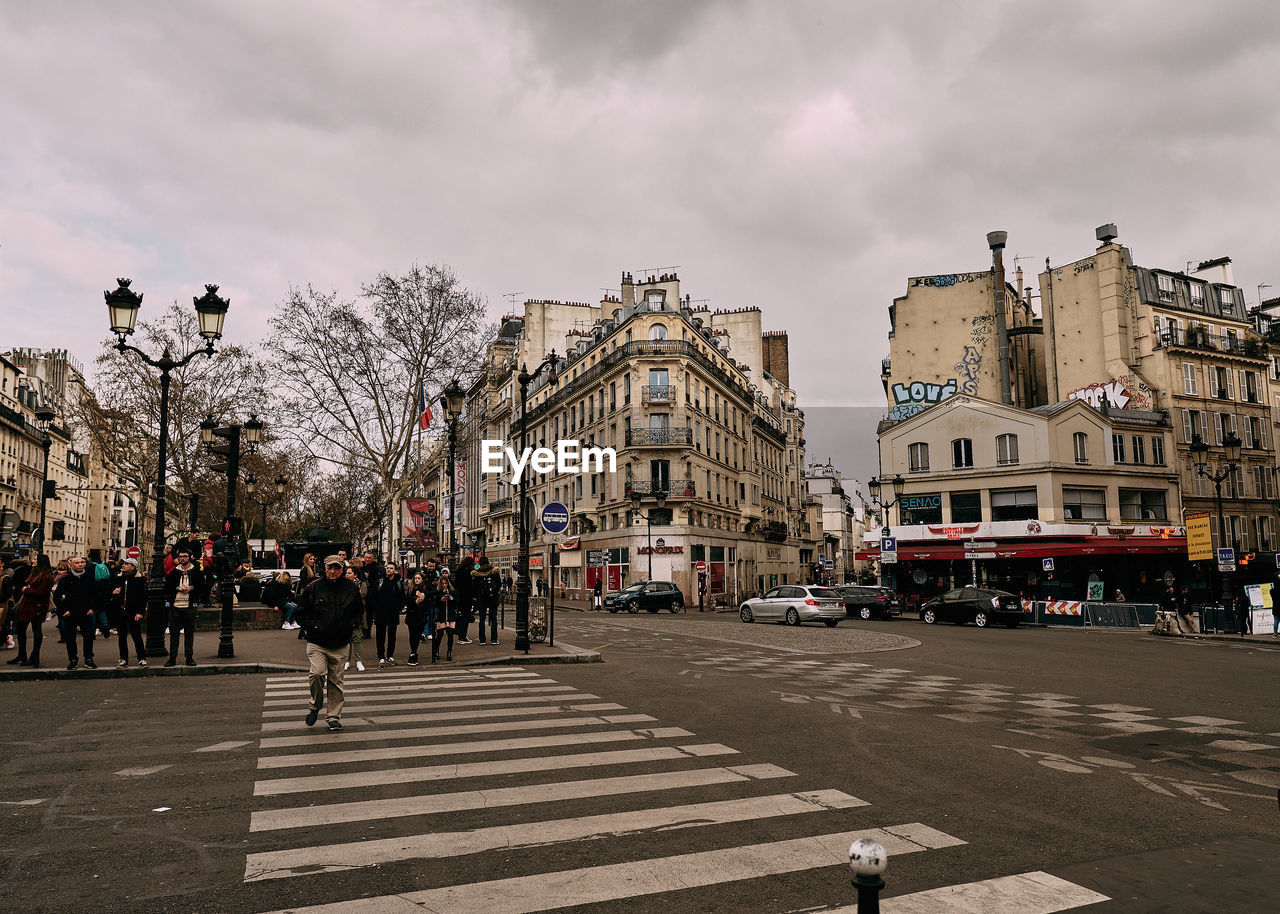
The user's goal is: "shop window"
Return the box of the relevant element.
[990,488,1038,521]
[1063,487,1106,521]
[949,491,981,523]
[1119,489,1168,522]
[899,493,942,525]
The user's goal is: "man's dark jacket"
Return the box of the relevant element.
[53,571,99,615]
[295,576,363,651]
[165,564,207,608]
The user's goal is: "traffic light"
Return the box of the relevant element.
[51,520,65,541]
[42,479,58,500]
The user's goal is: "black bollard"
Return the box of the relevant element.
[849,838,887,913]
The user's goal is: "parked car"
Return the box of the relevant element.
[605,581,685,613]
[839,585,901,620]
[920,587,1023,627]
[739,585,846,627]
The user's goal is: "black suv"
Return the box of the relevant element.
[839,585,902,620]
[605,581,686,614]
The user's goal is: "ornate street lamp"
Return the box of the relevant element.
[440,379,466,561]
[32,405,56,557]
[515,352,558,652]
[105,279,227,656]
[1191,432,1242,621]
[204,414,265,656]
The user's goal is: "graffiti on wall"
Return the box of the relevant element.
[954,345,982,395]
[970,314,994,346]
[1066,374,1153,411]
[909,272,987,288]
[889,379,958,420]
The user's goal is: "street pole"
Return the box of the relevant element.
[106,279,226,657]
[35,427,52,557]
[218,424,241,659]
[448,418,457,562]
[514,354,557,654]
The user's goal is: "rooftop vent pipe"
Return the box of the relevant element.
[988,231,1013,405]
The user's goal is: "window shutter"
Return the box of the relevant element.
[1225,367,1235,399]
[1181,409,1192,443]
[1213,413,1223,445]
[1243,419,1254,449]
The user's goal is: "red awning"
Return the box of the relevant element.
[859,537,1186,561]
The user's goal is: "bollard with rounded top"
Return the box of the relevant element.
[849,837,887,913]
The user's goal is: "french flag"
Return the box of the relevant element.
[418,383,433,430]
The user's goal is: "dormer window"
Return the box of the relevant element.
[1157,274,1175,300]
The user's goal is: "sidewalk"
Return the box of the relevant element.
[0,616,599,682]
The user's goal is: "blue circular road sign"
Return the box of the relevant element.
[541,501,570,535]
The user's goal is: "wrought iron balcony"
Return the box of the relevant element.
[642,384,676,403]
[625,479,696,499]
[488,496,512,514]
[625,426,692,447]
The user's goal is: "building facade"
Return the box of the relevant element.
[805,461,865,584]
[433,271,818,603]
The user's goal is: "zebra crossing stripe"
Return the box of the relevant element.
[263,669,534,686]
[250,762,796,831]
[255,729,703,777]
[243,789,869,881]
[261,684,578,707]
[262,672,542,692]
[249,825,962,910]
[260,702,628,731]
[258,693,601,719]
[262,678,557,700]
[859,870,1108,913]
[258,714,639,750]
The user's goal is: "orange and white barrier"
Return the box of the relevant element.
[1041,600,1083,616]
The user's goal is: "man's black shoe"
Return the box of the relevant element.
[84,658,97,669]
[328,719,343,732]
[67,661,78,670]
[305,709,319,727]
[164,658,177,667]
[185,658,197,667]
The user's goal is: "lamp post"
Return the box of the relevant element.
[1190,432,1242,627]
[32,405,56,557]
[201,413,264,657]
[440,379,466,563]
[244,474,288,566]
[630,489,668,579]
[515,351,558,653]
[866,475,905,587]
[106,278,228,656]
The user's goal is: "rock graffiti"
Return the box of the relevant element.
[888,378,958,421]
[954,345,982,395]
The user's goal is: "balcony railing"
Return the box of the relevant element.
[641,385,676,403]
[625,426,692,447]
[625,479,696,498]
[1157,327,1267,359]
[488,496,512,514]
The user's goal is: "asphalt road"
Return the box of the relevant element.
[2,612,1277,912]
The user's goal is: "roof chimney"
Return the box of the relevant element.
[1096,223,1118,244]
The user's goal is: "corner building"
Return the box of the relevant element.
[457,271,817,604]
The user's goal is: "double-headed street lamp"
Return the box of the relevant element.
[106,278,228,656]
[440,379,466,562]
[32,404,56,557]
[245,474,288,565]
[200,413,264,657]
[515,351,558,653]
[629,489,668,579]
[1190,432,1242,615]
[865,475,905,536]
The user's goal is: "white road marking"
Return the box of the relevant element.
[261,703,626,731]
[257,714,629,749]
[250,763,796,831]
[255,729,704,779]
[193,740,253,752]
[258,693,600,718]
[873,870,1109,913]
[250,826,962,912]
[0,799,46,806]
[243,789,869,881]
[261,684,577,707]
[263,668,532,686]
[262,677,553,699]
[114,765,173,777]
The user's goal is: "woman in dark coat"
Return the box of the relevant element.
[13,554,53,668]
[368,562,406,666]
[433,567,458,663]
[403,571,429,666]
[454,555,475,644]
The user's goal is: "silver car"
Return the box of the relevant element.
[739,585,846,627]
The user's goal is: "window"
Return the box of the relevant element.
[624,374,631,403]
[949,491,981,523]
[1073,432,1089,465]
[1119,489,1168,521]
[1256,516,1273,553]
[1242,370,1258,403]
[1063,487,1107,521]
[1112,434,1125,463]
[1182,363,1198,396]
[649,323,668,341]
[1220,287,1234,307]
[1157,273,1175,300]
[990,488,1038,521]
[1217,411,1235,445]
[908,442,929,473]
[995,434,1019,466]
[649,368,668,386]
[610,382,617,410]
[1151,436,1165,465]
[952,438,973,469]
[1131,435,1145,464]
[1212,366,1233,399]
[650,459,670,491]
[1189,283,1205,308]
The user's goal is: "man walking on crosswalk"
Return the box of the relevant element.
[294,555,364,732]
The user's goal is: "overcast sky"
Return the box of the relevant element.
[4,0,1278,454]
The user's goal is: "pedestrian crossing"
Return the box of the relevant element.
[245,666,1109,912]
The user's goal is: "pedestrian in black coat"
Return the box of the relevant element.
[109,559,148,666]
[52,556,99,669]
